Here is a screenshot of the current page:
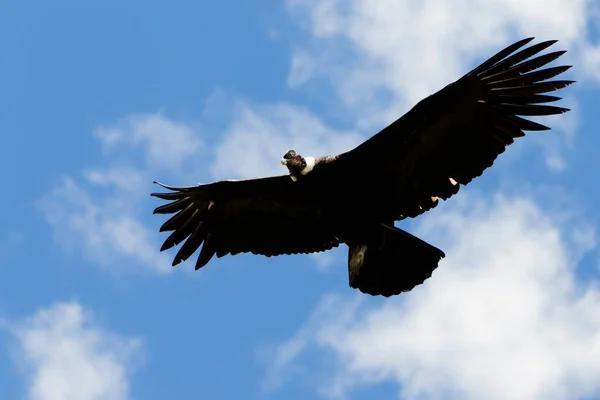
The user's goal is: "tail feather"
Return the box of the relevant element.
[348,224,444,297]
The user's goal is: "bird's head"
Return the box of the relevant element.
[281,150,315,181]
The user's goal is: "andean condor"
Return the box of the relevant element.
[151,37,574,297]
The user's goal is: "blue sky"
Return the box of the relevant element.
[2,1,600,399]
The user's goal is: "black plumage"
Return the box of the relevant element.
[151,37,574,297]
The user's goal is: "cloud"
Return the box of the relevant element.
[5,302,142,400]
[94,113,203,172]
[210,101,363,180]
[288,50,318,89]
[284,0,599,167]
[37,176,172,272]
[264,192,600,400]
[38,113,204,273]
[287,0,599,102]
[310,249,343,271]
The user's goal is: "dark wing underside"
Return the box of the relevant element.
[151,176,339,270]
[343,37,574,220]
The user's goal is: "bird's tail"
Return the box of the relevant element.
[348,224,445,297]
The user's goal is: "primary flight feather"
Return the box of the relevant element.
[151,37,574,297]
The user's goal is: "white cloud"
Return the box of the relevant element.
[6,302,142,400]
[288,50,317,88]
[94,113,203,171]
[82,168,146,192]
[38,113,204,273]
[265,192,600,400]
[287,0,599,103]
[37,175,171,273]
[210,101,363,180]
[309,249,341,271]
[284,0,600,167]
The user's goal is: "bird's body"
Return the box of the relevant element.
[152,37,574,297]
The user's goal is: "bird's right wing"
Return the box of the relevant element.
[151,176,340,270]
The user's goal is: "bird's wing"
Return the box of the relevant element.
[342,37,574,219]
[151,175,340,269]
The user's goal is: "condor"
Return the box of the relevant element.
[151,37,574,297]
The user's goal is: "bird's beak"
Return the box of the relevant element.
[281,159,288,165]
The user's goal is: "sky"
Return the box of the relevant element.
[2,0,600,399]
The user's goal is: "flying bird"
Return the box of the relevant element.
[151,37,574,297]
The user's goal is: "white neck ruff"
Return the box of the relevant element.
[301,157,315,175]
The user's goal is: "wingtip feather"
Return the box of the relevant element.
[152,181,181,191]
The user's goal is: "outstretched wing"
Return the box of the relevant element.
[343,37,574,219]
[151,176,340,270]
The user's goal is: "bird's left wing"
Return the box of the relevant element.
[151,175,340,270]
